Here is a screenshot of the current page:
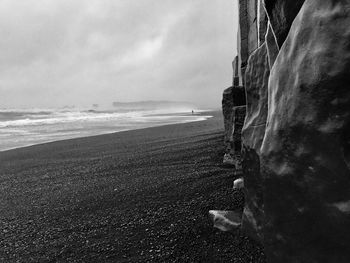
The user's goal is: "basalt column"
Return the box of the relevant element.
[224,1,350,262]
[241,42,270,241]
[261,0,350,261]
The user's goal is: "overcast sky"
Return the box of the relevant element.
[0,0,238,109]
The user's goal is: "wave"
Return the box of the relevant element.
[0,107,205,127]
[0,110,212,151]
[0,112,135,128]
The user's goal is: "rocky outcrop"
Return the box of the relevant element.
[238,0,258,77]
[221,0,350,261]
[232,56,240,86]
[241,42,270,241]
[261,0,350,261]
[221,0,259,165]
[222,87,235,155]
[242,43,269,153]
[223,53,247,158]
[232,105,246,156]
[222,85,246,155]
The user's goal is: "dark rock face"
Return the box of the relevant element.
[229,1,256,153]
[262,0,305,48]
[222,87,235,154]
[265,23,279,69]
[241,43,270,241]
[222,86,247,155]
[261,0,350,262]
[258,0,268,46]
[232,86,246,107]
[242,43,269,152]
[232,56,240,86]
[238,0,258,71]
[223,0,350,261]
[232,106,247,154]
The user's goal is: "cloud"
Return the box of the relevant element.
[119,35,164,67]
[0,0,238,108]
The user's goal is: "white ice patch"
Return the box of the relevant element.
[331,200,350,214]
[209,210,241,232]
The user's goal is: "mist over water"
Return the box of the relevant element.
[0,103,212,151]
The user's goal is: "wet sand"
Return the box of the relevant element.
[0,111,264,262]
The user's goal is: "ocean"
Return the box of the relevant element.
[0,106,212,152]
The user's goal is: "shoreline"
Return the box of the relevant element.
[0,111,214,153]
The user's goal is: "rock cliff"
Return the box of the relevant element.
[241,42,270,241]
[222,54,246,164]
[221,0,350,261]
[262,1,350,261]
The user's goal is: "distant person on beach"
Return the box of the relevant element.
[192,110,194,114]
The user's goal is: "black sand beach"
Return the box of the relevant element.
[0,111,264,262]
